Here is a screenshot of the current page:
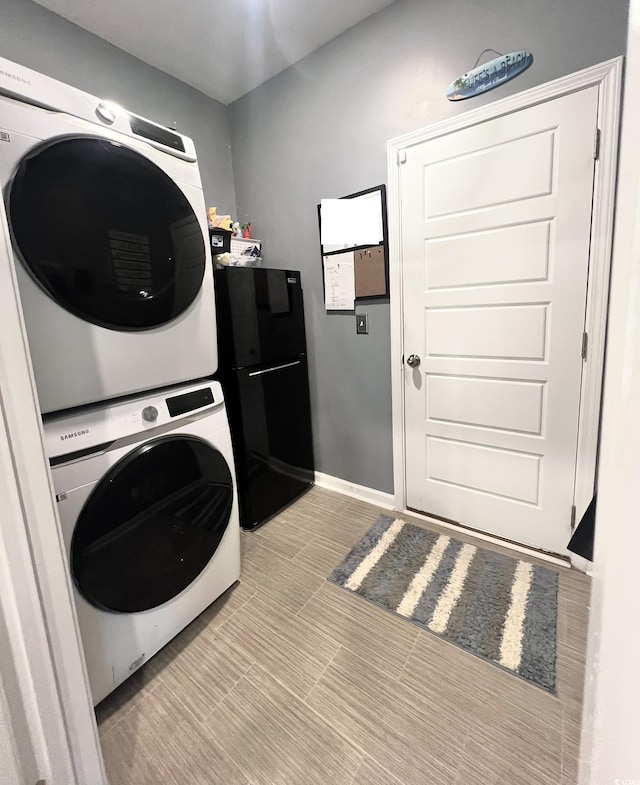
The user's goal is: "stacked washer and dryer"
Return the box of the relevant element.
[0,57,240,705]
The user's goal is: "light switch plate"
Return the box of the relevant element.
[356,314,368,334]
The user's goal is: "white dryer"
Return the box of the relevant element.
[44,380,241,705]
[0,56,217,414]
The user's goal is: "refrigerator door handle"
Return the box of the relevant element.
[248,360,302,377]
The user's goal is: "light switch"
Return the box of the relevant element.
[356,314,368,334]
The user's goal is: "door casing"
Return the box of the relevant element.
[387,58,623,559]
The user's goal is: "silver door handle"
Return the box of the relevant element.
[406,354,421,368]
[248,360,301,377]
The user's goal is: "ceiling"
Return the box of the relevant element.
[34,0,397,104]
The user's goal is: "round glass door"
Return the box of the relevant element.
[7,137,206,330]
[71,436,233,613]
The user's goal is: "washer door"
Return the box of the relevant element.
[7,137,206,331]
[71,436,234,613]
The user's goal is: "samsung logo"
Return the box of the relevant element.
[0,69,31,86]
[60,429,89,441]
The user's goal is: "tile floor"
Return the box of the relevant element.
[97,486,590,785]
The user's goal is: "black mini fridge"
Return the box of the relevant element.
[214,266,315,530]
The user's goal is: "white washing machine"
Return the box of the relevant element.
[0,56,217,414]
[44,379,241,705]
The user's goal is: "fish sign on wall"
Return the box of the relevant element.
[446,50,533,101]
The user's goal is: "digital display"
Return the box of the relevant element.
[166,387,214,417]
[129,116,186,153]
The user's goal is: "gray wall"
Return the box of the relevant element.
[229,0,629,494]
[0,0,236,211]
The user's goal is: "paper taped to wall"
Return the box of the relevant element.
[323,252,355,310]
[354,189,384,243]
[320,192,383,248]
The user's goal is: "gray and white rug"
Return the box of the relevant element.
[329,514,559,692]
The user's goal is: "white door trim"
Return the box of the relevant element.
[387,57,623,553]
[0,187,107,784]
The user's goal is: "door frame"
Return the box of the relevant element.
[387,57,623,557]
[0,182,107,784]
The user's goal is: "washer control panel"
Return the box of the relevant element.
[44,381,221,460]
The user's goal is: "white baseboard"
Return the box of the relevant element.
[570,553,593,575]
[314,472,394,510]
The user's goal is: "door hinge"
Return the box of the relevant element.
[582,331,589,361]
[397,149,407,165]
[594,128,601,160]
[570,505,577,531]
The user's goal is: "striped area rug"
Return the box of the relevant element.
[329,514,559,692]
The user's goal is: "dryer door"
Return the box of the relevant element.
[71,435,234,613]
[7,136,206,330]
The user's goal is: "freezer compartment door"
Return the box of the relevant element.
[233,357,314,529]
[215,267,307,368]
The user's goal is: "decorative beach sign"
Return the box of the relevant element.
[446,50,533,101]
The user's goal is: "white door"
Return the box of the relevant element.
[401,87,599,553]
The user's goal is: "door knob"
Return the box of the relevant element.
[406,354,421,368]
